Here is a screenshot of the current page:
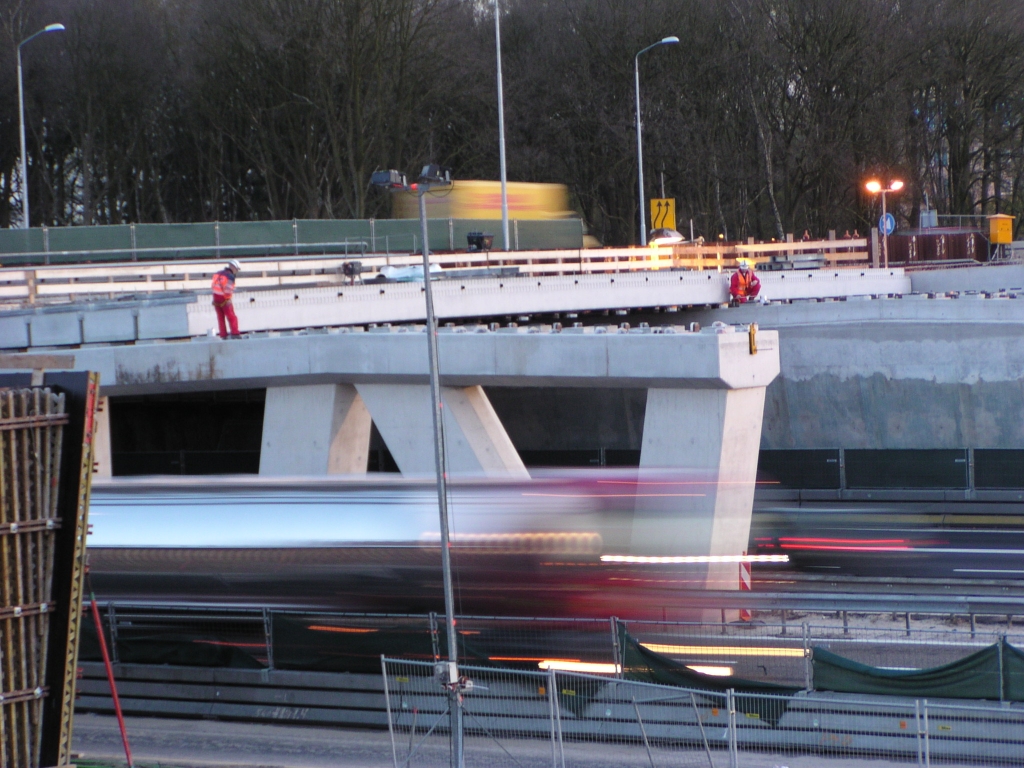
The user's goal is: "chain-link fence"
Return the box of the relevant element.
[383,658,1024,767]
[80,605,1024,690]
[383,658,721,768]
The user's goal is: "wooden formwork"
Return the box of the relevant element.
[0,373,98,768]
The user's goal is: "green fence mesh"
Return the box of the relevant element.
[0,218,585,266]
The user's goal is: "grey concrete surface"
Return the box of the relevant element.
[909,263,1024,294]
[72,713,940,767]
[3,324,780,397]
[0,266,908,348]
[669,296,1024,450]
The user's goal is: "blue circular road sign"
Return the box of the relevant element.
[879,213,896,235]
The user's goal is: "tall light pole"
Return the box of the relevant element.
[17,23,65,229]
[495,0,510,251]
[866,178,904,268]
[634,35,678,246]
[372,165,461,767]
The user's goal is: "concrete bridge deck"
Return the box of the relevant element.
[0,266,907,350]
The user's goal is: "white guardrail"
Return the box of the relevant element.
[0,239,868,307]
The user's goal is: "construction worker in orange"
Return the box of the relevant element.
[729,259,761,305]
[211,259,242,338]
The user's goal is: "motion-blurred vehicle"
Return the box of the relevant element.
[390,180,575,221]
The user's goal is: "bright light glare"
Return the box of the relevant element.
[642,643,806,658]
[601,554,788,564]
[865,180,882,193]
[889,180,905,191]
[538,660,620,674]
[686,665,734,676]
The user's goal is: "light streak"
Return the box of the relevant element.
[537,660,620,674]
[641,643,806,658]
[522,493,705,498]
[307,625,377,634]
[600,554,788,564]
[686,665,734,676]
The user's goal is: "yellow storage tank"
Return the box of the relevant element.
[391,180,573,220]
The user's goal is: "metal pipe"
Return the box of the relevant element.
[17,45,28,229]
[495,0,510,252]
[634,55,645,246]
[16,24,64,230]
[90,588,133,767]
[634,37,677,246]
[418,189,463,768]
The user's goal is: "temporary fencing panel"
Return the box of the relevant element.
[383,658,1024,767]
[382,658,721,768]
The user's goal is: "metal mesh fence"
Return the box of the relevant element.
[622,619,1024,691]
[80,605,1024,693]
[383,658,720,768]
[0,218,585,266]
[384,658,1024,767]
[84,604,272,669]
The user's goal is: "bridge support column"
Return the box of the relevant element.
[633,386,766,601]
[356,384,528,478]
[259,384,371,475]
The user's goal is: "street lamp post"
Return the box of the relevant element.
[17,23,65,230]
[634,35,678,246]
[494,0,510,251]
[371,165,461,767]
[865,179,904,268]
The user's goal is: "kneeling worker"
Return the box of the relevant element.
[729,258,761,305]
[211,259,242,338]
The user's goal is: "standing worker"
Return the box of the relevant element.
[729,259,761,305]
[211,260,242,338]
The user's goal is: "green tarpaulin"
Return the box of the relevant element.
[812,638,1024,700]
[619,626,799,726]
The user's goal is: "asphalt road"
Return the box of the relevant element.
[751,500,1024,580]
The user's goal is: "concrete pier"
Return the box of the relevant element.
[260,384,371,475]
[5,325,780,581]
[355,384,528,477]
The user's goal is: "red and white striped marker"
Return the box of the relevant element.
[739,553,752,621]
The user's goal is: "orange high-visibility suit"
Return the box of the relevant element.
[211,268,239,338]
[729,269,761,304]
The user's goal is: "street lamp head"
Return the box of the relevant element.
[44,24,65,33]
[889,180,904,192]
[661,36,680,44]
[649,227,684,245]
[419,164,452,185]
[370,169,407,188]
[865,180,882,194]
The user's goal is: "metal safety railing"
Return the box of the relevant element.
[382,657,1024,767]
[84,604,1024,690]
[0,237,869,308]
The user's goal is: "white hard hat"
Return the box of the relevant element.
[227,259,241,272]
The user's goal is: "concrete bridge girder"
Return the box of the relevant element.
[10,327,779,588]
